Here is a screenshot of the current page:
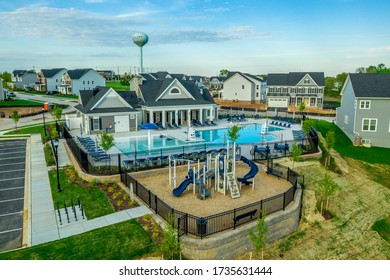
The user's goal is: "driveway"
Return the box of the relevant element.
[0,139,27,252]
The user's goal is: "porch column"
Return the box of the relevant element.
[162,110,166,126]
[187,109,191,125]
[199,108,203,123]
[150,110,154,123]
[175,110,178,125]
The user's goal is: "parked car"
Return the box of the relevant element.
[7,92,16,98]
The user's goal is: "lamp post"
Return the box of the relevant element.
[53,139,61,192]
[42,107,46,136]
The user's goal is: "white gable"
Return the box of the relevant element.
[92,88,132,109]
[297,74,318,86]
[156,79,195,101]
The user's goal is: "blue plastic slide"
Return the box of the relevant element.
[172,178,193,197]
[237,156,259,185]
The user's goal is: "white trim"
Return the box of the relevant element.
[155,79,195,101]
[296,73,319,87]
[361,118,377,132]
[359,100,371,109]
[91,88,132,110]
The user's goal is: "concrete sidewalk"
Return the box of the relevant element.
[29,134,153,246]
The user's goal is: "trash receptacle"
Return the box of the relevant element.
[196,218,207,235]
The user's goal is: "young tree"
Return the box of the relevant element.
[290,141,302,170]
[316,172,341,215]
[97,130,115,167]
[161,213,181,260]
[11,110,20,129]
[302,119,313,135]
[249,209,268,260]
[298,102,306,121]
[219,69,229,77]
[325,130,336,168]
[53,106,63,123]
[227,124,241,143]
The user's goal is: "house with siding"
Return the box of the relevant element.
[59,69,105,96]
[75,87,141,134]
[74,74,216,134]
[222,72,264,103]
[12,70,38,89]
[266,72,324,109]
[35,68,67,92]
[336,73,390,148]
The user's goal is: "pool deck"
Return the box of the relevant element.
[68,118,301,159]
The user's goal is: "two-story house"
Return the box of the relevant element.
[222,72,264,103]
[336,73,390,148]
[266,72,324,109]
[35,68,67,92]
[12,70,38,90]
[59,69,105,96]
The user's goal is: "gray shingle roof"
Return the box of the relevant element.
[41,68,66,78]
[67,69,93,79]
[139,78,215,107]
[75,87,138,114]
[13,70,35,77]
[267,72,325,86]
[349,73,390,98]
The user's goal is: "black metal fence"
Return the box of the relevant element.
[121,166,303,239]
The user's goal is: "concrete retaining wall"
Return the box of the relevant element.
[181,188,302,260]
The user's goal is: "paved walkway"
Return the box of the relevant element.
[29,134,152,246]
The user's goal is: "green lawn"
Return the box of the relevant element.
[49,170,114,219]
[312,120,390,165]
[0,220,156,260]
[323,101,341,107]
[106,81,129,91]
[0,99,43,107]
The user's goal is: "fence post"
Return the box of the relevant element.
[154,195,158,213]
[233,208,236,229]
[287,167,290,183]
[185,213,188,235]
[148,190,151,207]
[118,154,121,175]
[283,192,286,211]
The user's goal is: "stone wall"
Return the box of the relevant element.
[181,188,302,260]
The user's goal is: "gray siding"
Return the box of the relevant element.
[15,73,38,89]
[336,81,356,142]
[101,116,115,130]
[355,98,390,148]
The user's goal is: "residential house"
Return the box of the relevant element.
[222,72,264,103]
[12,70,38,89]
[75,87,141,134]
[336,73,390,148]
[97,70,116,80]
[266,72,324,109]
[59,69,105,96]
[209,76,225,90]
[35,68,67,92]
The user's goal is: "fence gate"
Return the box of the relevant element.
[177,214,188,237]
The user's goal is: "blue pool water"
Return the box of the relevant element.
[195,124,280,145]
[115,124,282,157]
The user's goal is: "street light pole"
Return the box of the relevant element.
[42,107,46,136]
[53,139,61,192]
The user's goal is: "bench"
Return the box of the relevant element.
[233,209,257,223]
[266,167,283,179]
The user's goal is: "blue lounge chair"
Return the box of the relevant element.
[270,120,275,125]
[192,120,198,127]
[210,120,217,126]
[174,123,180,129]
[167,123,174,129]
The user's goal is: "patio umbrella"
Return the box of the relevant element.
[141,123,158,149]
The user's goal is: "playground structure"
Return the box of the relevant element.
[171,141,259,199]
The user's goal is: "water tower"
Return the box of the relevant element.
[132,32,149,74]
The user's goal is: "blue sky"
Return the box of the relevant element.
[1,0,390,76]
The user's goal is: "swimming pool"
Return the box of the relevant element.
[196,124,280,145]
[115,123,282,157]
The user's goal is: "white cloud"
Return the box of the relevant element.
[204,7,229,13]
[0,7,268,46]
